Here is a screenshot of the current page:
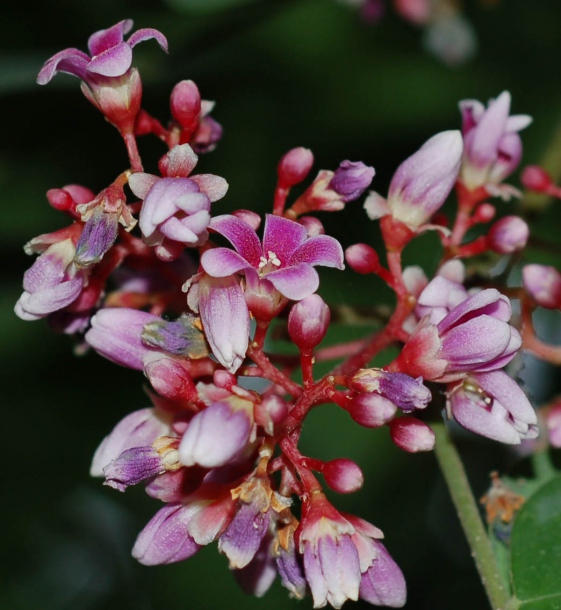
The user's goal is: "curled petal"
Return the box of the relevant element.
[127,28,169,52]
[87,19,133,56]
[132,503,201,565]
[87,41,133,77]
[290,234,345,269]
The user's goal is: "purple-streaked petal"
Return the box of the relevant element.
[190,174,229,202]
[198,275,250,372]
[234,533,277,597]
[441,315,512,367]
[209,215,262,267]
[17,275,83,319]
[201,247,253,277]
[127,28,169,52]
[87,19,133,56]
[329,160,375,202]
[266,263,319,301]
[219,504,270,568]
[74,209,119,267]
[103,446,164,491]
[90,408,170,476]
[437,289,503,334]
[289,234,345,269]
[317,534,361,608]
[87,41,133,77]
[132,503,201,565]
[262,214,307,263]
[277,538,307,599]
[37,48,90,84]
[178,401,252,468]
[359,542,406,608]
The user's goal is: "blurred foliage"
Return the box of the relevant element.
[3,0,561,609]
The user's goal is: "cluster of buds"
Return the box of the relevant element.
[18,21,560,609]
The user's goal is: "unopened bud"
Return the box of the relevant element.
[144,358,197,401]
[323,458,364,494]
[488,216,529,254]
[345,243,380,274]
[522,264,561,309]
[298,216,325,236]
[521,165,553,192]
[328,160,375,203]
[170,80,201,133]
[214,369,237,390]
[254,394,289,434]
[288,294,330,351]
[347,393,397,428]
[388,417,435,452]
[277,147,314,189]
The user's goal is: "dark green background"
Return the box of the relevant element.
[3,1,561,608]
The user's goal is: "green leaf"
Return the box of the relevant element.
[511,475,561,608]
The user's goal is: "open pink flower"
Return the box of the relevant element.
[201,214,344,301]
[37,19,167,85]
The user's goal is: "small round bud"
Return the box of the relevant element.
[488,216,529,254]
[170,80,201,132]
[522,264,561,309]
[298,216,325,236]
[288,294,330,351]
[521,165,553,192]
[323,458,364,494]
[231,209,261,230]
[345,243,380,274]
[347,393,397,428]
[472,203,496,224]
[254,394,289,433]
[145,358,197,401]
[214,369,237,389]
[388,417,435,452]
[277,147,314,189]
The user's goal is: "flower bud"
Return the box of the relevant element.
[388,417,435,452]
[546,402,561,448]
[85,307,159,369]
[288,294,330,351]
[488,216,529,254]
[277,147,314,189]
[387,130,463,229]
[345,243,380,274]
[254,394,289,434]
[170,79,201,134]
[521,165,553,192]
[522,264,561,309]
[144,358,198,401]
[328,160,375,203]
[323,458,364,494]
[347,393,397,428]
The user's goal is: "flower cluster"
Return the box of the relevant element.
[18,20,554,609]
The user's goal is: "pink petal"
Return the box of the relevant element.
[37,48,90,84]
[437,289,502,334]
[266,263,319,300]
[128,28,169,53]
[201,247,253,277]
[132,504,201,565]
[289,234,344,269]
[88,19,133,56]
[190,174,229,202]
[209,215,262,267]
[263,214,307,263]
[128,172,159,199]
[87,41,133,77]
[468,91,511,166]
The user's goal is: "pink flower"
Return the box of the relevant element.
[202,213,344,301]
[459,91,532,195]
[364,130,463,230]
[129,144,228,259]
[448,371,538,444]
[37,20,167,85]
[395,288,521,383]
[15,239,84,321]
